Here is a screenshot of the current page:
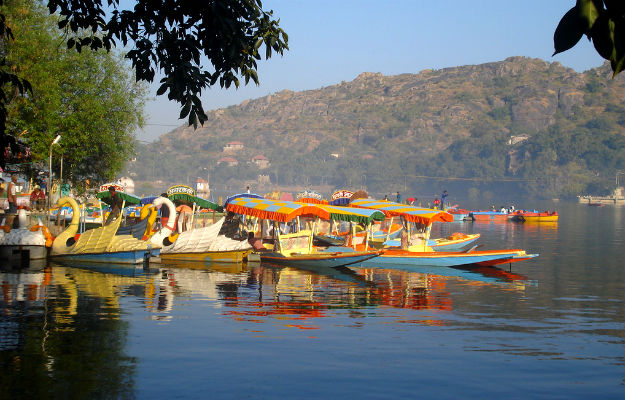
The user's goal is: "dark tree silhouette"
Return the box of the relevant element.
[554,1,625,75]
[0,0,288,167]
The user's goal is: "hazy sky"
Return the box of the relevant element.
[135,0,605,142]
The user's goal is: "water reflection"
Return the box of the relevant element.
[0,262,138,399]
[1,259,530,339]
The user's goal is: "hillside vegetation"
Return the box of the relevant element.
[130,57,625,201]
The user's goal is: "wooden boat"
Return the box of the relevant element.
[447,208,474,221]
[226,197,383,268]
[50,197,160,264]
[382,232,481,252]
[361,248,537,269]
[469,210,509,222]
[148,195,253,263]
[349,199,538,268]
[510,210,559,222]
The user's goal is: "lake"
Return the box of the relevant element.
[1,201,623,399]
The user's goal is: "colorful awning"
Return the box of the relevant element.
[316,204,385,224]
[226,197,326,222]
[224,193,264,206]
[349,199,453,224]
[97,190,142,205]
[167,192,223,211]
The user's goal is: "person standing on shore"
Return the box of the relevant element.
[441,190,448,210]
[6,175,18,227]
[396,191,401,204]
[7,175,18,213]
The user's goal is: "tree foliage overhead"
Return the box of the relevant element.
[2,0,146,182]
[554,0,625,75]
[46,0,289,127]
[0,0,288,168]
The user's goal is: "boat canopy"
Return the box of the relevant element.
[140,196,158,205]
[224,193,264,206]
[167,192,223,211]
[349,199,453,224]
[227,197,326,222]
[97,190,142,205]
[316,204,385,224]
[228,197,385,225]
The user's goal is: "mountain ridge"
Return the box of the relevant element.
[131,56,624,200]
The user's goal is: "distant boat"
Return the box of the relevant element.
[509,210,558,222]
[469,210,508,222]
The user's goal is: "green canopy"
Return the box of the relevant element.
[167,192,223,212]
[96,190,142,205]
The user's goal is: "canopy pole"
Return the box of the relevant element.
[190,203,196,228]
[309,220,316,254]
[274,221,280,252]
[98,199,104,227]
[121,200,126,225]
[386,217,394,242]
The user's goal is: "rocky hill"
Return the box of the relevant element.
[130,57,625,200]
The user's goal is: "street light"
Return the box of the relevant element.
[616,171,624,187]
[48,134,61,212]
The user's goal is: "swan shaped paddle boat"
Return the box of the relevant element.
[149,197,252,263]
[0,210,52,261]
[50,197,160,264]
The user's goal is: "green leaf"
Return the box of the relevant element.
[180,99,191,118]
[611,15,625,75]
[553,7,585,55]
[156,83,169,96]
[590,14,615,59]
[577,0,599,32]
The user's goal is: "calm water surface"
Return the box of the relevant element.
[1,202,623,399]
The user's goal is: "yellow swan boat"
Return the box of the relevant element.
[51,197,160,264]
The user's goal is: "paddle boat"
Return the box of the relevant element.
[147,189,253,263]
[348,199,538,269]
[447,208,474,221]
[509,210,559,222]
[225,197,383,268]
[50,197,160,264]
[0,210,52,262]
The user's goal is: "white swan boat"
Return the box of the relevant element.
[149,197,252,263]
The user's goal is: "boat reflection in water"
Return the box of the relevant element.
[1,258,531,332]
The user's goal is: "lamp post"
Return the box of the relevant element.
[48,134,61,212]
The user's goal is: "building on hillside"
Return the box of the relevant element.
[217,157,238,167]
[251,155,270,169]
[258,174,270,184]
[223,141,244,152]
[507,135,529,145]
[196,178,210,197]
[117,177,135,194]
